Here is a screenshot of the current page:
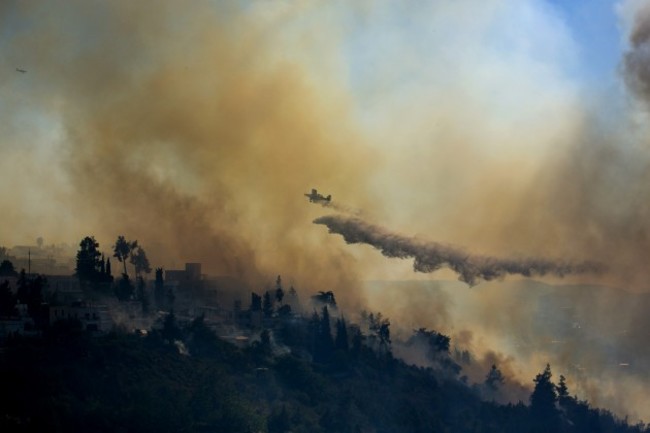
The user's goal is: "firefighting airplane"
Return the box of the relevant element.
[304,188,331,203]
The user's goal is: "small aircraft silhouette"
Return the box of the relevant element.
[16,68,27,73]
[305,188,331,203]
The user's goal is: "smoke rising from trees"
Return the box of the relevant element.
[314,215,603,285]
[5,0,650,421]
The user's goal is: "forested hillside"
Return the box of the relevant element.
[1,310,646,433]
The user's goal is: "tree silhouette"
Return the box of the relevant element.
[154,267,165,307]
[15,270,45,318]
[411,328,449,356]
[377,321,390,348]
[75,236,102,282]
[287,285,299,312]
[556,374,568,397]
[263,291,273,318]
[277,304,292,317]
[75,237,112,284]
[113,236,138,277]
[275,275,284,305]
[485,364,504,391]
[555,374,573,409]
[0,259,18,277]
[0,280,16,316]
[530,364,559,433]
[250,292,262,311]
[130,246,152,277]
[368,312,391,350]
[315,306,334,362]
[335,317,349,352]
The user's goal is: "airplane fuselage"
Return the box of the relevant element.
[305,189,331,203]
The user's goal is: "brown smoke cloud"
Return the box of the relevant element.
[0,1,375,305]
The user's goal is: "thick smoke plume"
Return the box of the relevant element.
[0,1,373,304]
[314,215,602,286]
[624,1,650,104]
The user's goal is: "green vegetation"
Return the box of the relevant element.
[1,308,647,433]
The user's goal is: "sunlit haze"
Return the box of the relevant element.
[3,0,650,425]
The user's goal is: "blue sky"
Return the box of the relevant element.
[338,0,627,119]
[546,0,622,85]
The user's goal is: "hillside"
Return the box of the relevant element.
[0,309,646,433]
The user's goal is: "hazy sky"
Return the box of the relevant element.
[1,0,648,289]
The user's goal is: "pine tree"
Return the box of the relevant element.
[106,258,113,280]
[335,317,349,352]
[485,364,504,391]
[250,292,262,311]
[263,291,273,318]
[556,374,571,408]
[317,306,334,361]
[75,236,102,282]
[530,364,559,433]
[275,275,284,305]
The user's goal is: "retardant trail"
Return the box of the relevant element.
[314,215,604,286]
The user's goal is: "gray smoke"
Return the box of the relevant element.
[314,215,603,286]
[624,2,650,104]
